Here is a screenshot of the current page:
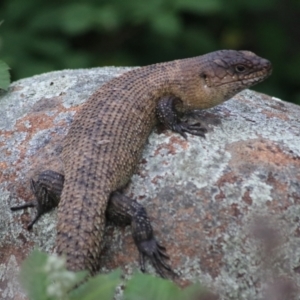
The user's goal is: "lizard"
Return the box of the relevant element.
[11,50,272,276]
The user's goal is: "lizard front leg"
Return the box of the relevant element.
[156,95,208,139]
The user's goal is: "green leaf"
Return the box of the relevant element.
[19,251,209,300]
[180,283,212,299]
[125,273,209,300]
[70,269,122,300]
[19,251,50,300]
[0,60,11,90]
[124,273,180,300]
[20,250,88,300]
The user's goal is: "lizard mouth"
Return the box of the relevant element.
[214,63,272,88]
[242,64,273,86]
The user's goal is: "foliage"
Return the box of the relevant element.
[19,250,212,300]
[0,20,10,90]
[0,60,10,90]
[0,0,299,103]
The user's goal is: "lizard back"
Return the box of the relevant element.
[57,60,183,272]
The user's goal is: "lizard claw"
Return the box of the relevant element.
[137,238,177,278]
[173,121,208,139]
[10,201,40,230]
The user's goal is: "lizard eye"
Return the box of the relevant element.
[235,65,247,73]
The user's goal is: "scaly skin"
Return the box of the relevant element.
[55,50,272,273]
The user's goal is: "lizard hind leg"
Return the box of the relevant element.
[107,191,177,278]
[10,170,64,230]
[156,96,208,139]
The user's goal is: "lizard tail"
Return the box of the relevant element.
[56,184,109,274]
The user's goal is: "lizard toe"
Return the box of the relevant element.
[137,239,176,278]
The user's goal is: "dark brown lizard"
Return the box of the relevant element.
[11,50,272,276]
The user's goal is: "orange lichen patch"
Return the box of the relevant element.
[198,230,225,278]
[14,182,32,201]
[0,98,85,199]
[100,222,168,278]
[256,92,276,103]
[292,192,300,206]
[0,161,8,169]
[214,189,225,202]
[14,101,75,134]
[217,171,240,186]
[100,226,136,269]
[235,92,291,123]
[294,225,300,238]
[257,95,291,121]
[15,112,53,133]
[14,100,82,162]
[242,189,253,205]
[0,243,31,269]
[234,93,253,105]
[10,208,32,229]
[227,138,300,168]
[151,175,164,185]
[0,140,6,149]
[203,204,233,236]
[261,109,290,121]
[154,134,189,156]
[216,138,300,214]
[0,171,17,185]
[169,135,189,150]
[199,246,224,279]
[231,203,242,217]
[214,171,240,202]
[9,84,24,92]
[155,195,225,279]
[266,172,289,194]
[0,131,13,145]
[265,191,296,215]
[0,169,17,185]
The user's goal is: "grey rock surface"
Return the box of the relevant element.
[0,67,300,300]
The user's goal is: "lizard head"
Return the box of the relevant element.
[201,50,272,101]
[180,50,272,110]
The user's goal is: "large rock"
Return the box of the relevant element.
[0,67,300,300]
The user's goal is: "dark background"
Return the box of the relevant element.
[0,0,299,104]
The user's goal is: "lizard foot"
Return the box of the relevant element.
[171,120,208,139]
[10,170,63,230]
[108,191,177,278]
[156,95,208,139]
[138,238,177,278]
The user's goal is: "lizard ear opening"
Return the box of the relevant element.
[199,72,210,86]
[199,72,208,81]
